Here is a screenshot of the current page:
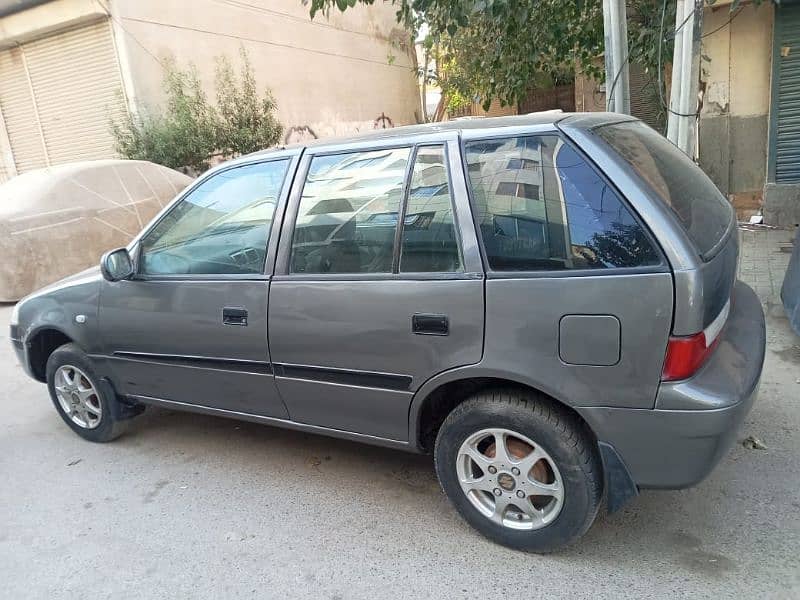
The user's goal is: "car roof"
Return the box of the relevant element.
[231,111,636,166]
[301,111,569,147]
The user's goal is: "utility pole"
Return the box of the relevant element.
[602,0,631,114]
[667,0,704,156]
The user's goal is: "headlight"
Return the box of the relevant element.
[10,301,20,327]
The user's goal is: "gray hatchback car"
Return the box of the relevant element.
[11,113,765,552]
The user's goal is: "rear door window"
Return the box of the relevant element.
[465,135,660,271]
[289,148,410,274]
[400,145,462,273]
[592,120,733,259]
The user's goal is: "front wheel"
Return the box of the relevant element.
[46,343,129,442]
[434,389,603,553]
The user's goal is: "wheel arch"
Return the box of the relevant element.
[410,366,642,514]
[409,366,598,453]
[26,326,76,382]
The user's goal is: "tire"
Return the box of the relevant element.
[434,388,602,553]
[46,343,129,443]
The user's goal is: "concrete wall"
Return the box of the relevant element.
[111,0,421,143]
[698,1,773,211]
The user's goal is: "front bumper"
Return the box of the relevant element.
[578,280,765,489]
[10,324,34,379]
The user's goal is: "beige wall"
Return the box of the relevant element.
[701,2,772,119]
[111,0,421,142]
[698,2,773,203]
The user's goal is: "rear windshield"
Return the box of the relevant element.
[593,121,733,260]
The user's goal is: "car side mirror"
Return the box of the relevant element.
[100,248,134,282]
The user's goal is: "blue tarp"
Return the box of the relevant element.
[781,227,800,336]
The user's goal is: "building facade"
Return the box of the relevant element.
[697,0,774,221]
[0,0,420,183]
[577,1,800,226]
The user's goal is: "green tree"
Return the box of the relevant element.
[310,0,603,109]
[213,49,283,157]
[305,0,681,113]
[112,49,283,172]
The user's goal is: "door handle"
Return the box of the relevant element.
[222,307,248,326]
[412,313,449,336]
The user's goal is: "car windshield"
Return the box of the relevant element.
[593,120,733,260]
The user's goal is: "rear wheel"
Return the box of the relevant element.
[434,389,602,552]
[46,343,129,442]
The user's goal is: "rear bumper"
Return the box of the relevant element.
[579,280,765,489]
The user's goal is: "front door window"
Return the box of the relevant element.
[140,160,290,275]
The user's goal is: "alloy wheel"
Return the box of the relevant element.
[53,365,102,429]
[455,428,564,530]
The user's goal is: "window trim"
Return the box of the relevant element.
[396,143,465,275]
[130,153,299,281]
[390,145,418,273]
[460,132,669,278]
[277,136,475,281]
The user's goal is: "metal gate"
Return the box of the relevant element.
[770,2,800,184]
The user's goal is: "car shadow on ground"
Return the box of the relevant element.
[114,393,774,580]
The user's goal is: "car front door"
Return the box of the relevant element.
[96,151,299,418]
[268,133,485,441]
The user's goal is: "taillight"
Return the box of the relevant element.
[661,298,730,381]
[661,332,717,381]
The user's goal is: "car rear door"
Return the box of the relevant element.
[97,151,300,418]
[267,132,484,441]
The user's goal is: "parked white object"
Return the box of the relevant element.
[0,160,191,301]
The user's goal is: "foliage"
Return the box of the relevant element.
[111,59,215,172]
[305,0,740,115]
[213,50,283,158]
[112,49,283,172]
[308,0,605,110]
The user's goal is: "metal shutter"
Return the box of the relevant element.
[0,19,128,175]
[0,46,48,173]
[774,4,800,183]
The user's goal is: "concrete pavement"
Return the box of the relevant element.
[1,228,798,599]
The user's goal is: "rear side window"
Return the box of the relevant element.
[593,120,733,259]
[465,135,660,271]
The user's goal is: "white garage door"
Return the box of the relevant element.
[0,18,128,181]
